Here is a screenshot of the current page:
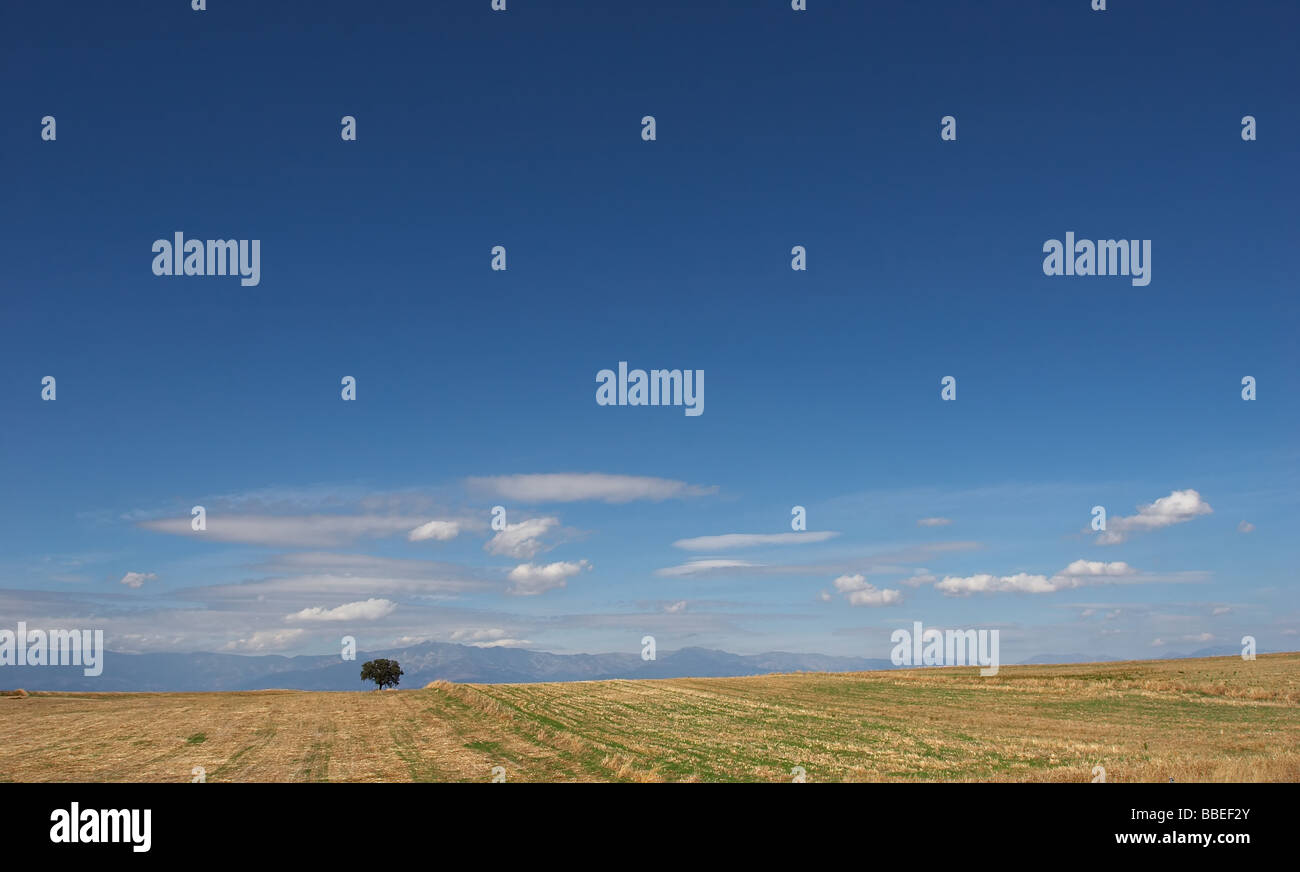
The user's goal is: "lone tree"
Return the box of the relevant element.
[360,658,403,691]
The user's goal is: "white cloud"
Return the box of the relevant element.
[450,628,507,643]
[917,517,952,527]
[506,560,591,596]
[831,574,903,607]
[672,531,838,551]
[469,473,717,504]
[664,600,687,614]
[408,520,460,542]
[833,573,868,593]
[1059,559,1135,577]
[448,628,535,648]
[936,572,1057,595]
[222,628,305,652]
[1183,632,1214,642]
[119,572,156,589]
[1238,521,1254,534]
[1211,606,1232,616]
[848,587,902,606]
[654,559,761,577]
[485,517,559,559]
[1096,489,1212,545]
[936,561,1136,596]
[285,598,396,622]
[444,628,493,644]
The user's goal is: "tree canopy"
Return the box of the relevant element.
[360,658,403,690]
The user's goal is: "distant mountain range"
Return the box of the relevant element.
[0,642,897,692]
[0,641,1267,692]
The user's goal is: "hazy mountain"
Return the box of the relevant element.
[0,641,899,692]
[1160,645,1253,661]
[3,641,1267,692]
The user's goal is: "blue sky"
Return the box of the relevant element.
[1,1,1296,663]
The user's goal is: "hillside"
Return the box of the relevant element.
[2,653,1296,782]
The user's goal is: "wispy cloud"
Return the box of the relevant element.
[655,559,762,578]
[447,629,534,648]
[190,552,493,599]
[469,473,717,504]
[222,628,305,652]
[672,531,839,551]
[484,517,560,559]
[916,517,952,527]
[655,541,980,579]
[901,572,936,587]
[140,514,426,547]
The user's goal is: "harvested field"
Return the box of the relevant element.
[1,654,1295,782]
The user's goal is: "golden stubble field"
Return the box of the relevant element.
[1,653,1296,782]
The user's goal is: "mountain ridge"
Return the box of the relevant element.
[0,640,1267,691]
